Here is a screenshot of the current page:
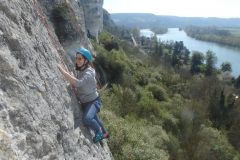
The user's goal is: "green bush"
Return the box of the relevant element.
[234,75,240,89]
[111,84,137,117]
[93,28,240,160]
[152,72,162,81]
[99,33,120,51]
[165,132,181,160]
[194,125,237,160]
[136,97,161,118]
[162,113,179,135]
[98,110,170,160]
[147,84,167,101]
[150,77,157,84]
[135,72,149,86]
[53,3,69,22]
[134,59,143,66]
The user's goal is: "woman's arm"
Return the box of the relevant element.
[57,63,77,85]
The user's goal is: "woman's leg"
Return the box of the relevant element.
[94,114,107,134]
[82,103,101,133]
[93,97,108,137]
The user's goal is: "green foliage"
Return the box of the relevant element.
[208,88,227,129]
[228,99,240,152]
[91,27,240,159]
[136,96,161,118]
[235,75,240,89]
[98,109,170,160]
[221,61,232,72]
[53,3,68,21]
[162,71,178,87]
[161,113,179,134]
[190,51,205,74]
[147,84,167,101]
[52,3,75,22]
[150,26,168,34]
[225,28,240,37]
[152,72,162,81]
[98,32,117,51]
[95,47,128,83]
[111,84,137,117]
[205,50,217,76]
[165,132,181,160]
[195,125,236,160]
[134,72,149,86]
[184,25,240,48]
[131,27,140,37]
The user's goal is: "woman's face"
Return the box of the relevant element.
[76,53,87,67]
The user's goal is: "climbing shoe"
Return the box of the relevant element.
[100,133,110,140]
[93,131,103,143]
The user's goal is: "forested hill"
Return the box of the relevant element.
[110,13,240,28]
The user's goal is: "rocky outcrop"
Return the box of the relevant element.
[80,0,103,39]
[0,0,113,159]
[37,0,89,58]
[103,9,115,28]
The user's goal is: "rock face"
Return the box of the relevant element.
[0,0,113,159]
[103,9,115,28]
[80,0,103,39]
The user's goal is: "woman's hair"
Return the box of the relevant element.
[75,53,90,71]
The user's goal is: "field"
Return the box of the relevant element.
[223,28,240,37]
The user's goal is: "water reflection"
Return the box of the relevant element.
[140,28,240,78]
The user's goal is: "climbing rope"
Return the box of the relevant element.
[64,1,133,159]
[33,0,67,70]
[34,0,133,159]
[33,0,78,96]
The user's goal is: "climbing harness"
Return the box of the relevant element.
[34,0,133,159]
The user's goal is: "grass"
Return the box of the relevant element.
[222,28,240,37]
[132,17,146,23]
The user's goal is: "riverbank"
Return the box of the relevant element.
[184,26,240,48]
[140,28,240,78]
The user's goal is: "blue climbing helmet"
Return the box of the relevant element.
[77,48,92,62]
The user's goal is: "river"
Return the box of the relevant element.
[140,28,240,78]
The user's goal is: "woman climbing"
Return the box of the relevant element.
[56,48,109,142]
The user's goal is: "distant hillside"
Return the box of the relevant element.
[103,9,116,28]
[110,13,240,28]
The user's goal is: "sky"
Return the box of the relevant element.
[103,0,240,18]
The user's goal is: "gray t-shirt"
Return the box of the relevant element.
[74,67,99,103]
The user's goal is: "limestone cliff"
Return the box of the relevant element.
[80,0,103,39]
[0,0,113,159]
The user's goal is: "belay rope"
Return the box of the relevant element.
[33,0,133,159]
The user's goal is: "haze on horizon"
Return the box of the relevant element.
[103,0,240,18]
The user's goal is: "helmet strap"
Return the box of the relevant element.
[76,60,88,71]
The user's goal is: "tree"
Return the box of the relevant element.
[190,51,205,74]
[195,125,236,160]
[220,62,232,72]
[121,29,125,37]
[205,50,217,76]
[140,36,145,46]
[158,44,163,57]
[131,27,140,37]
[147,84,167,101]
[153,34,163,57]
[172,41,184,66]
[182,46,190,65]
[234,75,240,89]
[111,84,137,117]
[126,29,130,35]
